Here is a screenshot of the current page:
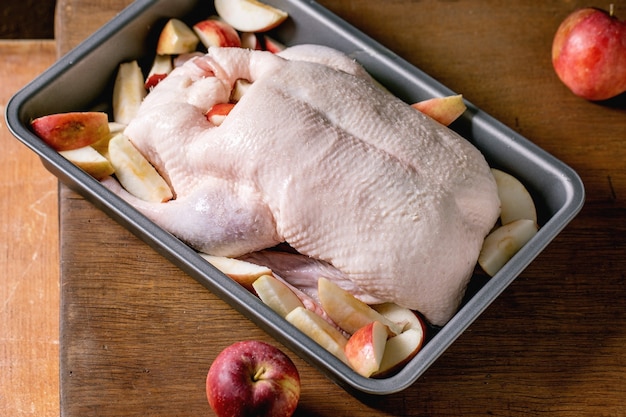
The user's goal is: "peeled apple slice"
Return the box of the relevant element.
[491,168,537,225]
[199,253,272,291]
[252,274,304,317]
[285,306,349,364]
[478,218,539,276]
[91,122,127,159]
[108,134,173,203]
[59,145,115,179]
[317,277,403,336]
[112,61,147,125]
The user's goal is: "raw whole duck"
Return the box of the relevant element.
[103,45,500,326]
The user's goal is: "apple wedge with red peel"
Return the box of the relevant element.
[156,18,199,55]
[147,54,173,77]
[59,146,115,180]
[263,35,285,53]
[145,74,168,90]
[31,112,110,151]
[112,61,147,125]
[285,306,349,364]
[317,277,403,336]
[344,321,388,377]
[199,253,272,292]
[108,134,173,203]
[372,302,425,333]
[193,18,241,49]
[491,168,537,225]
[478,218,539,276]
[230,79,252,103]
[252,274,304,317]
[215,0,288,33]
[145,54,173,90]
[373,327,424,378]
[411,94,466,126]
[206,103,236,126]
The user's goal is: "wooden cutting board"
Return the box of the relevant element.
[56,1,626,416]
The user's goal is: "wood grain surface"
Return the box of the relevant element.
[45,0,626,416]
[0,40,59,417]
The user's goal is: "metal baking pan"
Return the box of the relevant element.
[5,0,584,395]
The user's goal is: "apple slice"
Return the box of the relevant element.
[317,277,403,336]
[285,306,349,364]
[199,253,272,292]
[31,112,110,151]
[107,122,126,135]
[173,52,205,68]
[156,18,199,55]
[491,168,537,225]
[252,274,304,317]
[145,54,173,90]
[214,0,288,33]
[344,321,388,377]
[193,18,241,49]
[230,79,253,103]
[373,328,424,378]
[411,94,466,126]
[112,60,147,125]
[240,32,262,50]
[372,302,425,333]
[59,145,115,179]
[263,35,285,53]
[478,218,539,276]
[206,103,236,126]
[90,122,126,159]
[107,134,173,203]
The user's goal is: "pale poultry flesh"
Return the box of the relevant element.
[103,45,500,326]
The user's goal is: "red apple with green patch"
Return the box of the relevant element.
[206,340,300,417]
[552,6,626,101]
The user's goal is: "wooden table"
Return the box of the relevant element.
[4,0,626,416]
[0,40,59,417]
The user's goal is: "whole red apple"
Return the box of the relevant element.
[206,340,300,417]
[552,6,626,101]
